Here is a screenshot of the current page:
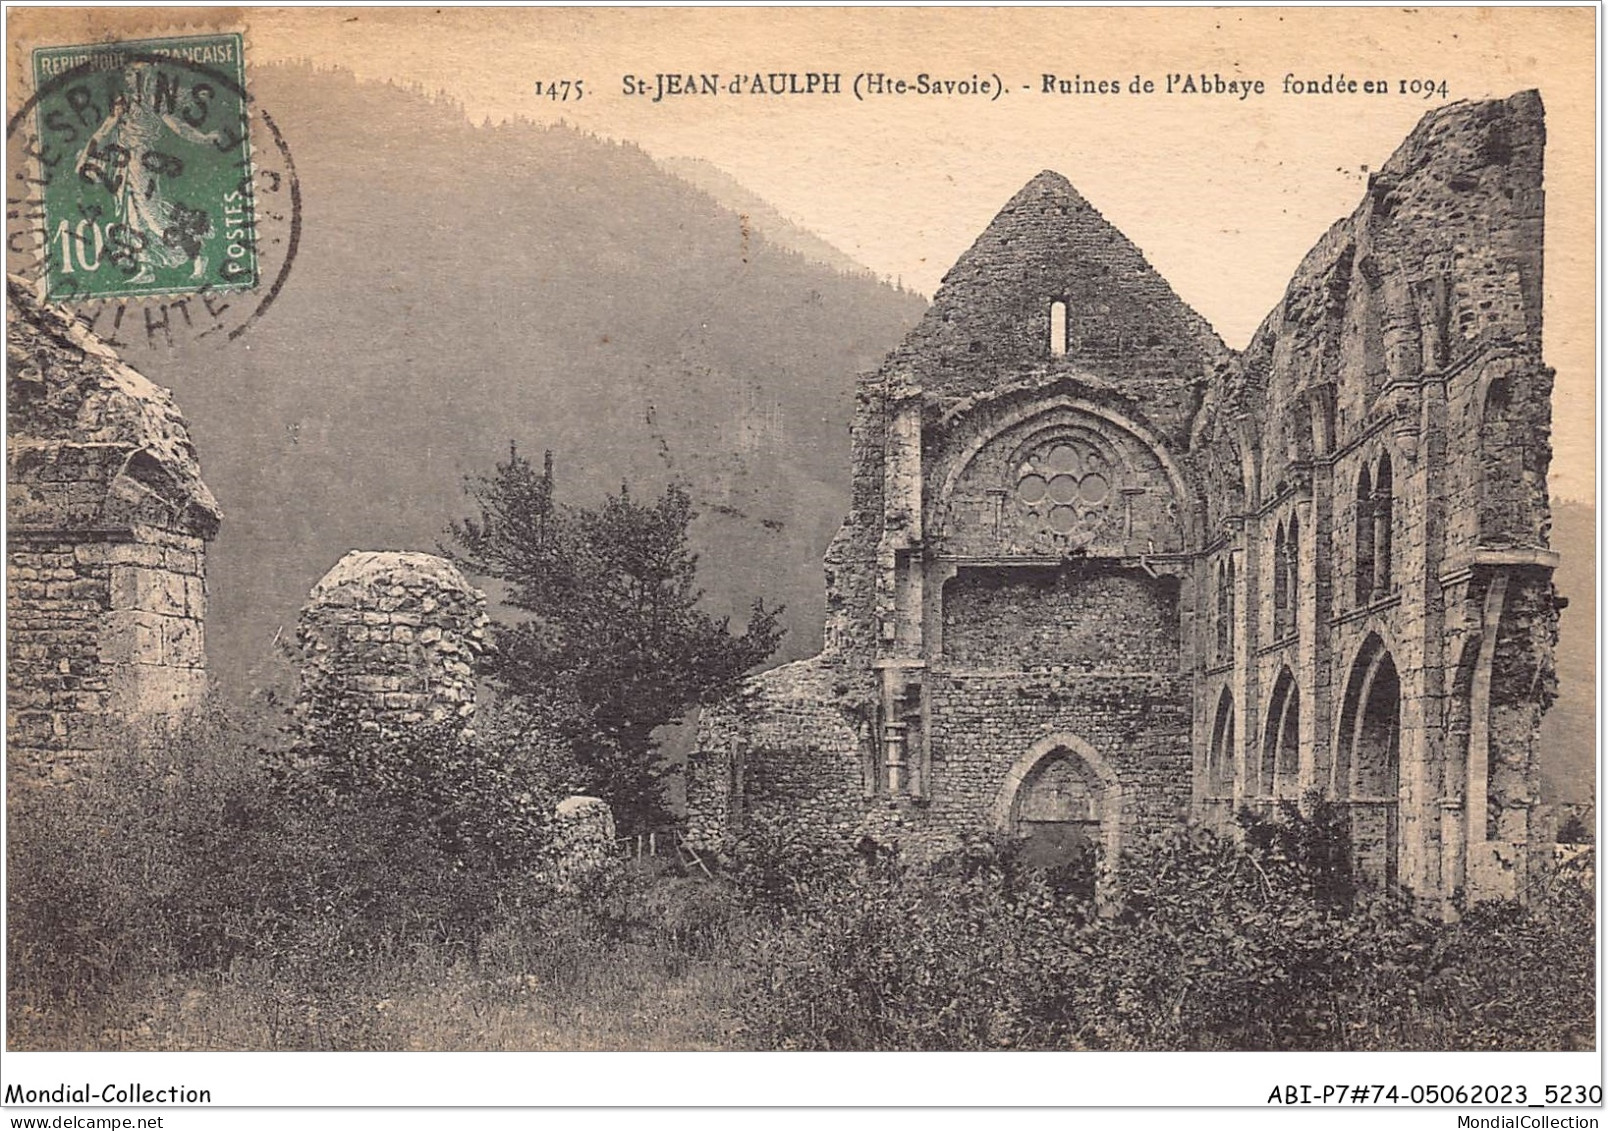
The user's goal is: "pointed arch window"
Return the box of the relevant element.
[1285,513,1301,640]
[1208,689,1236,797]
[1372,455,1393,596]
[1336,636,1402,889]
[1354,466,1374,605]
[1225,557,1236,659]
[1273,522,1290,638]
[1214,561,1227,663]
[1214,557,1236,664]
[1261,668,1301,798]
[1479,376,1525,542]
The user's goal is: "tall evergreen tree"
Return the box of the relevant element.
[449,445,783,829]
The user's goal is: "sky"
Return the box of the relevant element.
[7,5,1598,498]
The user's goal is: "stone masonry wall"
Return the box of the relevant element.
[943,567,1178,670]
[686,657,867,851]
[926,672,1193,841]
[1181,92,1555,909]
[551,795,619,884]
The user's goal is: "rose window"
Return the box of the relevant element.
[1015,440,1112,540]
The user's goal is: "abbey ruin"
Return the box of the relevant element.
[688,91,1560,914]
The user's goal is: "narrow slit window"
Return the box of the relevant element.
[1050,300,1068,357]
[1355,466,1374,605]
[1273,523,1289,636]
[1287,514,1301,639]
[1373,456,1393,596]
[1225,557,1236,656]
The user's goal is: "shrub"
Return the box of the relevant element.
[1045,825,1427,1049]
[1237,795,1356,911]
[273,696,557,874]
[1556,813,1592,844]
[1405,866,1596,1050]
[737,858,1057,1050]
[989,831,1099,902]
[723,809,856,916]
[8,701,570,1019]
[7,705,273,1005]
[728,823,1597,1051]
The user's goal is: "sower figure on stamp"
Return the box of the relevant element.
[76,61,223,285]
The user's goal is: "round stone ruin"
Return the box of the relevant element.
[295,550,489,734]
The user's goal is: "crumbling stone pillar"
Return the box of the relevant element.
[295,551,488,734]
[552,795,618,882]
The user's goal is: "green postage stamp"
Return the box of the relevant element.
[31,34,257,302]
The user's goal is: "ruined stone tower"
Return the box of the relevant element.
[7,277,221,782]
[295,550,489,736]
[689,92,1558,913]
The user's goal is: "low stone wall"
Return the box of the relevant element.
[686,657,868,852]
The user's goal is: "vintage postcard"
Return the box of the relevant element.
[2,5,1598,1122]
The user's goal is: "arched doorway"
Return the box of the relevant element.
[1338,635,1403,889]
[1014,754,1103,865]
[993,734,1122,894]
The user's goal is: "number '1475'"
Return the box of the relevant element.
[535,79,584,101]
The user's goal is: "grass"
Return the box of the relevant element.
[3,705,753,1052]
[6,711,1593,1053]
[9,855,1596,1053]
[9,886,750,1051]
